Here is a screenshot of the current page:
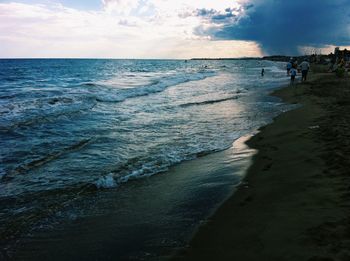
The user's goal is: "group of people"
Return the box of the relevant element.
[286,58,310,84]
[261,58,310,84]
[328,58,349,77]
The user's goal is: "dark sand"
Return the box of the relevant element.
[175,71,350,261]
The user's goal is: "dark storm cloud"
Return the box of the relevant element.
[195,7,240,24]
[195,0,350,55]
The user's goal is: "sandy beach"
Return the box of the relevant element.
[175,70,350,261]
[2,1,350,260]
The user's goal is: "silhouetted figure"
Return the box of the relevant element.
[287,59,292,75]
[290,67,297,85]
[261,68,265,76]
[300,59,310,82]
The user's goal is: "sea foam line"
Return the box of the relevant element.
[91,70,217,103]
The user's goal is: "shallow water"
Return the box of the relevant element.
[0,59,290,259]
[10,135,255,260]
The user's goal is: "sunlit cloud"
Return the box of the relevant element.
[0,1,261,58]
[102,0,139,14]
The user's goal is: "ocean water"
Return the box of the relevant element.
[0,59,290,259]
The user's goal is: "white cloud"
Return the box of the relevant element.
[102,0,140,14]
[0,1,261,58]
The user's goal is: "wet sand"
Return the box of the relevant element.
[175,71,350,260]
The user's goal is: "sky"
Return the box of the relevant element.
[0,0,350,58]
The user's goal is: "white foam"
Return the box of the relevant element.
[93,70,216,103]
[95,174,117,189]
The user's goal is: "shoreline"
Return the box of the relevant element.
[174,71,350,260]
[5,133,257,261]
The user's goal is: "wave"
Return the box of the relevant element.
[80,83,99,87]
[5,139,92,178]
[0,108,90,132]
[95,173,117,189]
[0,94,16,99]
[269,65,286,73]
[0,69,216,130]
[179,96,239,108]
[92,70,216,103]
[94,145,231,189]
[0,96,96,131]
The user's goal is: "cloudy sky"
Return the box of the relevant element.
[1,0,350,58]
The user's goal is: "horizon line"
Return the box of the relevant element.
[0,57,261,60]
[0,54,325,60]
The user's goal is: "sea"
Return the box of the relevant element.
[0,59,291,260]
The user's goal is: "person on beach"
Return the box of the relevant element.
[293,60,298,69]
[300,59,310,82]
[290,67,297,85]
[261,68,265,77]
[286,60,292,75]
